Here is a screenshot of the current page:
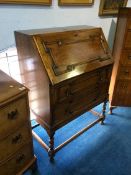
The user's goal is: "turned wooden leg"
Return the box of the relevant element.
[48,131,55,161]
[101,100,107,125]
[109,106,113,115]
[108,103,116,115]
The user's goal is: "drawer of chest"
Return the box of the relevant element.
[127,20,131,30]
[112,80,131,106]
[125,31,131,48]
[120,52,131,66]
[53,86,108,125]
[0,143,34,175]
[0,96,29,140]
[54,69,108,103]
[119,66,131,80]
[0,123,32,163]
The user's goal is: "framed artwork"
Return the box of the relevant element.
[0,0,51,5]
[99,0,128,16]
[58,0,94,6]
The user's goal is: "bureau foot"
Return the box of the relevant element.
[109,106,113,115]
[48,132,55,161]
[100,100,107,125]
[109,105,116,115]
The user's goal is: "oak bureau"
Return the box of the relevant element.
[0,70,36,174]
[15,25,113,160]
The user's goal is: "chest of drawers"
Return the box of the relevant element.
[0,70,36,174]
[15,25,113,160]
[109,7,131,112]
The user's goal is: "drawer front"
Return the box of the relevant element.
[0,143,34,175]
[54,68,108,103]
[0,123,32,162]
[120,52,131,66]
[112,80,131,106]
[53,86,108,125]
[125,31,131,48]
[128,20,131,29]
[0,96,29,140]
[119,66,131,80]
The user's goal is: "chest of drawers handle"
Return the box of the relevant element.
[8,109,18,120]
[128,55,131,60]
[12,133,22,144]
[124,70,129,74]
[16,154,25,164]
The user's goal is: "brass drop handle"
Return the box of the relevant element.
[66,90,73,97]
[66,90,70,97]
[121,84,127,89]
[16,154,25,164]
[128,55,131,59]
[100,77,104,81]
[8,109,18,120]
[12,133,22,144]
[124,70,129,74]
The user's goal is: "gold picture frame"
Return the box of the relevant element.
[0,0,51,5]
[99,0,128,16]
[59,0,94,6]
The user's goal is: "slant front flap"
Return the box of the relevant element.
[42,28,110,75]
[40,28,111,76]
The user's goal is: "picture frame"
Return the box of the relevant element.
[58,0,94,6]
[99,0,128,16]
[0,0,51,5]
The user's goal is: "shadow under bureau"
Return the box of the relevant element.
[15,25,113,160]
[0,70,36,174]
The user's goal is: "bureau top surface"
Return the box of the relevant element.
[15,25,95,35]
[0,70,27,105]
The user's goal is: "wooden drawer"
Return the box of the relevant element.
[120,52,131,66]
[0,123,32,163]
[127,20,131,30]
[0,143,34,175]
[119,66,131,80]
[112,80,131,106]
[125,31,131,48]
[0,96,28,140]
[54,69,108,103]
[53,86,108,125]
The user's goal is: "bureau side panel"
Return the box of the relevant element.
[109,11,127,106]
[15,32,51,129]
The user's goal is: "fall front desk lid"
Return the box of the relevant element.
[33,26,113,84]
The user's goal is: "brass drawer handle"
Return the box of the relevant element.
[120,84,127,89]
[66,90,70,97]
[12,133,22,144]
[16,154,25,164]
[8,109,18,120]
[124,70,129,74]
[66,90,73,97]
[128,55,131,59]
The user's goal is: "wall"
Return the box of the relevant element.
[0,0,131,51]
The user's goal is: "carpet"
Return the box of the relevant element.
[24,103,131,175]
